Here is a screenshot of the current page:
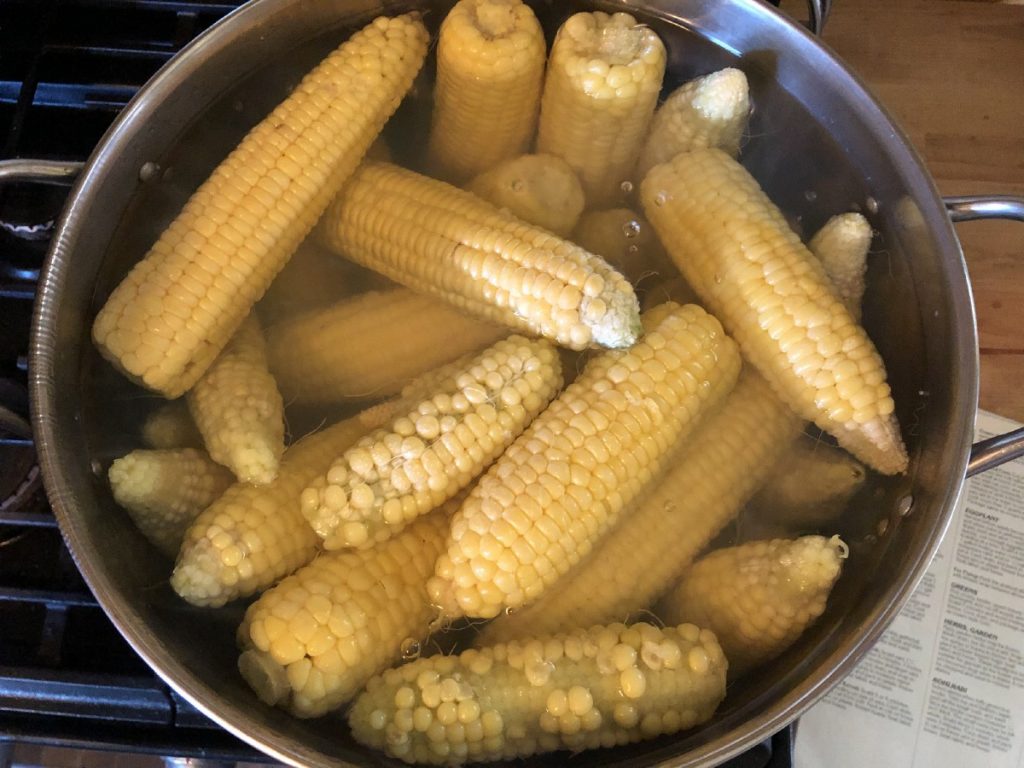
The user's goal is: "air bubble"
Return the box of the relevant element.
[90,459,103,477]
[804,190,818,202]
[622,220,641,239]
[401,638,422,661]
[511,179,525,192]
[897,494,914,517]
[620,180,634,195]
[627,244,639,255]
[138,162,161,182]
[866,196,879,214]
[876,518,889,537]
[653,192,667,207]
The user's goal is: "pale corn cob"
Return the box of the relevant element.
[642,149,908,475]
[809,213,873,321]
[427,0,546,183]
[571,208,671,285]
[140,400,202,449]
[480,371,801,643]
[634,68,750,182]
[536,12,666,205]
[187,314,284,485]
[466,155,585,238]
[266,289,507,405]
[109,448,234,558]
[349,621,727,764]
[300,336,562,550]
[427,303,742,620]
[255,239,361,325]
[657,535,848,676]
[91,14,429,397]
[237,503,456,718]
[751,433,866,526]
[320,162,642,350]
[171,407,391,607]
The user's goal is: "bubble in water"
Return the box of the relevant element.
[622,220,641,239]
[511,179,525,192]
[626,244,639,255]
[138,162,161,182]
[713,273,723,285]
[620,180,634,195]
[865,196,879,214]
[504,605,518,616]
[90,459,103,477]
[804,190,818,203]
[897,494,914,517]
[653,192,667,207]
[876,518,889,537]
[400,638,421,661]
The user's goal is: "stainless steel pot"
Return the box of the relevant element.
[11,0,1024,765]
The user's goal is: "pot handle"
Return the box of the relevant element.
[0,158,83,184]
[807,0,831,35]
[944,195,1024,477]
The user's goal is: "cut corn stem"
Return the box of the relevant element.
[427,0,546,183]
[480,370,801,643]
[170,406,393,607]
[300,336,562,550]
[109,448,234,558]
[266,288,507,405]
[349,621,727,764]
[428,303,741,621]
[657,535,848,677]
[320,161,641,351]
[92,14,429,397]
[187,313,285,485]
[634,68,750,182]
[140,400,202,450]
[237,502,457,718]
[641,148,908,475]
[466,154,585,238]
[809,212,873,321]
[536,12,666,205]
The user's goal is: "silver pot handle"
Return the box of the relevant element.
[0,158,83,184]
[944,195,1024,477]
[807,0,831,35]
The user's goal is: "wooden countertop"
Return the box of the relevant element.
[821,0,1024,422]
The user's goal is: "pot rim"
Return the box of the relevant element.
[28,0,978,765]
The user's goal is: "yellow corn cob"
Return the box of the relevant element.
[466,155,585,238]
[320,162,642,351]
[266,289,507,405]
[171,407,391,607]
[91,14,429,398]
[536,12,666,205]
[657,535,848,676]
[349,621,727,764]
[109,448,234,558]
[634,68,750,182]
[300,336,562,550]
[140,400,202,450]
[255,240,362,326]
[809,212,873,321]
[641,149,908,475]
[186,313,284,485]
[427,0,546,183]
[427,303,741,621]
[237,502,456,718]
[571,208,672,285]
[480,371,801,643]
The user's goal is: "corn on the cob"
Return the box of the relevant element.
[641,149,908,475]
[571,208,672,285]
[466,155,585,238]
[427,303,741,621]
[266,289,507,405]
[536,12,666,206]
[480,371,801,643]
[237,502,456,718]
[634,68,750,182]
[301,336,562,550]
[91,14,429,397]
[140,400,202,450]
[186,313,284,485]
[350,621,726,764]
[171,407,391,607]
[657,535,848,676]
[809,213,872,321]
[427,0,546,183]
[320,162,642,351]
[109,448,234,558]
[255,240,362,326]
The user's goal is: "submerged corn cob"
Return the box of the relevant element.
[320,162,642,350]
[266,289,507,405]
[141,400,202,449]
[237,503,456,718]
[427,0,546,182]
[634,68,750,182]
[642,149,908,475]
[92,14,429,397]
[109,448,234,558]
[536,12,666,205]
[349,622,727,764]
[301,336,562,550]
[255,240,362,325]
[171,408,390,607]
[571,208,671,285]
[466,155,585,238]
[427,303,741,620]
[480,371,801,643]
[809,213,873,321]
[187,314,284,485]
[658,535,848,676]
